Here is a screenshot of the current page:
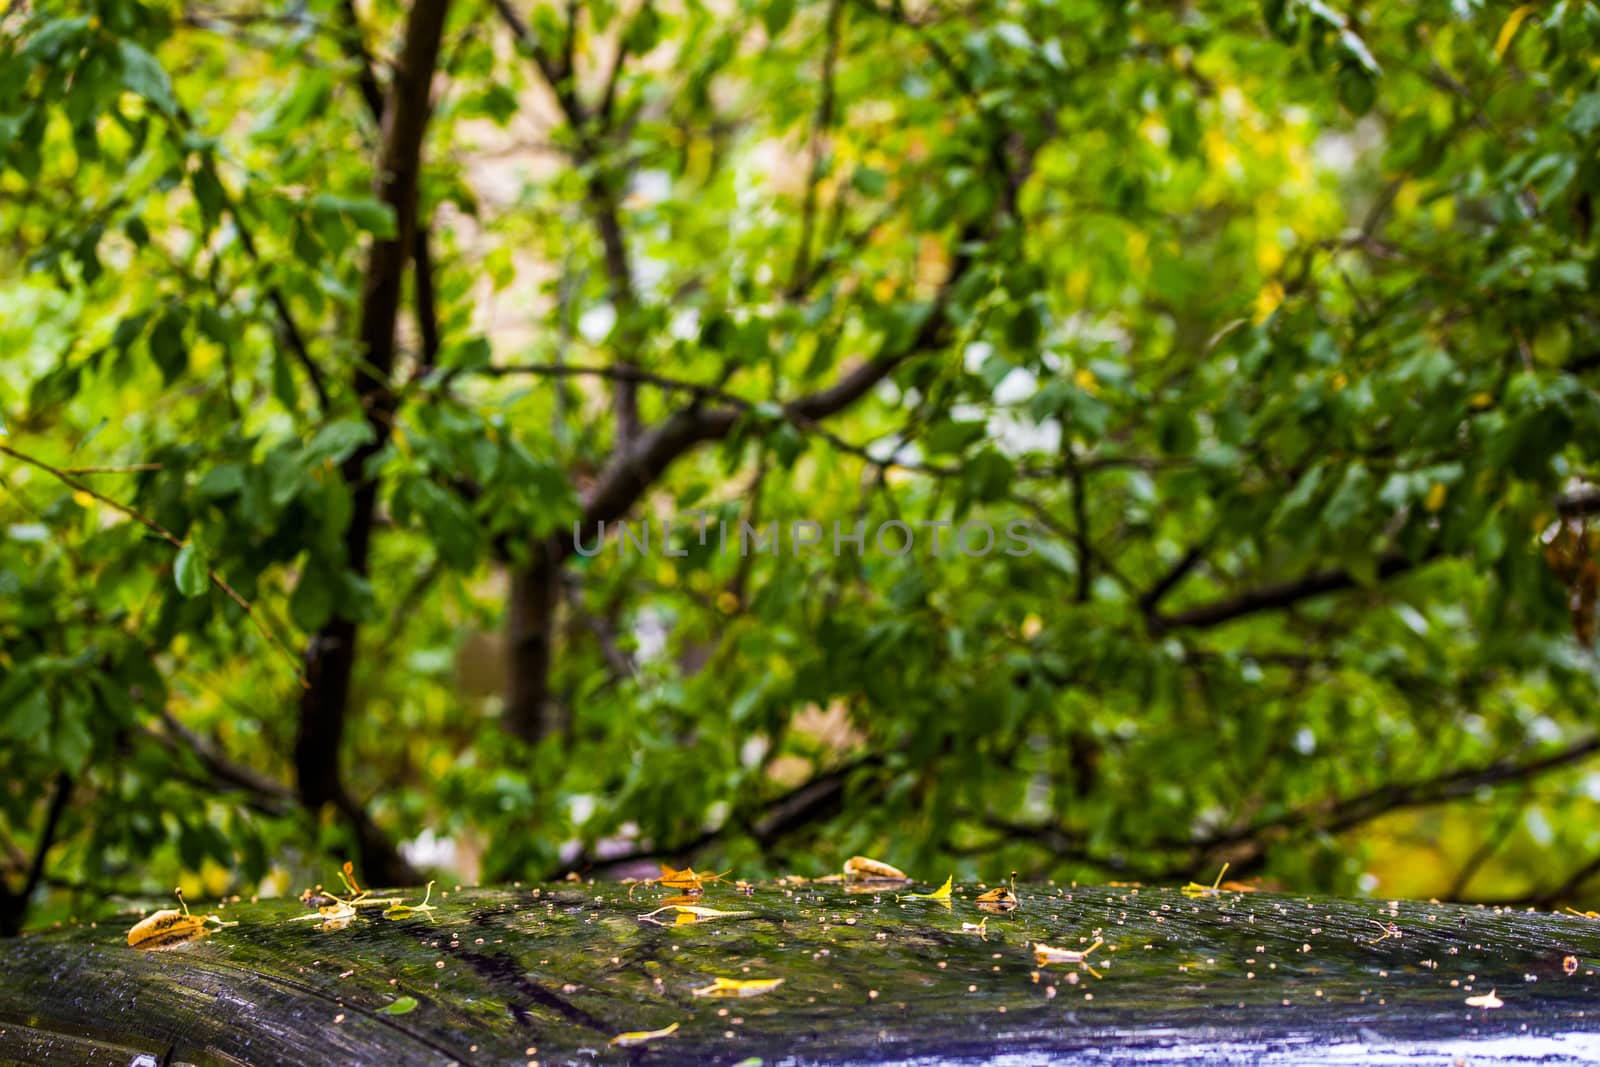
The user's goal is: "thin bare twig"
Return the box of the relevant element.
[0,443,307,686]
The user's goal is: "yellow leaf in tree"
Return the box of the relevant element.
[1493,5,1536,60]
[610,1022,680,1047]
[1253,281,1285,323]
[1425,482,1447,513]
[691,976,785,998]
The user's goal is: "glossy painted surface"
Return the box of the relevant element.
[3,881,1600,1065]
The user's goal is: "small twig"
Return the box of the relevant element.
[0,443,307,686]
[56,463,164,474]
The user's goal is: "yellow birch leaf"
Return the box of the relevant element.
[1494,6,1535,60]
[691,976,785,998]
[900,875,954,902]
[127,889,236,950]
[638,904,755,925]
[1034,939,1102,966]
[1181,863,1229,898]
[610,1022,680,1047]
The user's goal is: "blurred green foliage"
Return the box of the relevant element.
[2,0,1600,931]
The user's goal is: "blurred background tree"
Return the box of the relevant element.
[3,0,1600,934]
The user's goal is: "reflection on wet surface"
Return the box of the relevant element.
[4,880,1600,1064]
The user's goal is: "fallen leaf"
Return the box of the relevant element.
[384,881,438,920]
[1465,989,1503,1009]
[1181,863,1230,899]
[127,889,237,950]
[1034,939,1103,966]
[691,976,785,998]
[611,1022,680,1046]
[628,863,732,897]
[638,904,755,926]
[900,875,954,903]
[844,855,908,881]
[381,995,419,1015]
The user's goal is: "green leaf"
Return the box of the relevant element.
[380,996,419,1016]
[191,167,225,232]
[290,563,334,631]
[312,194,397,239]
[851,166,888,197]
[174,541,209,598]
[399,480,480,570]
[196,464,246,498]
[1566,92,1600,139]
[149,309,187,384]
[303,419,376,467]
[762,0,796,37]
[1004,303,1043,352]
[924,419,988,455]
[116,40,177,116]
[1,689,50,742]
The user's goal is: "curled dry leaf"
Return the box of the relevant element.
[844,856,908,881]
[1464,989,1503,1009]
[1564,955,1579,975]
[628,863,731,897]
[691,976,785,998]
[975,872,1019,913]
[127,889,237,950]
[610,1022,680,1047]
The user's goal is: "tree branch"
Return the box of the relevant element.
[555,756,882,877]
[789,0,845,296]
[495,0,642,446]
[0,443,305,683]
[0,772,71,937]
[1139,534,1212,616]
[1151,487,1600,632]
[339,0,442,371]
[1154,549,1426,631]
[152,709,294,817]
[981,736,1600,884]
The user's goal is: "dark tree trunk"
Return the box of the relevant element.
[506,544,564,745]
[292,0,451,884]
